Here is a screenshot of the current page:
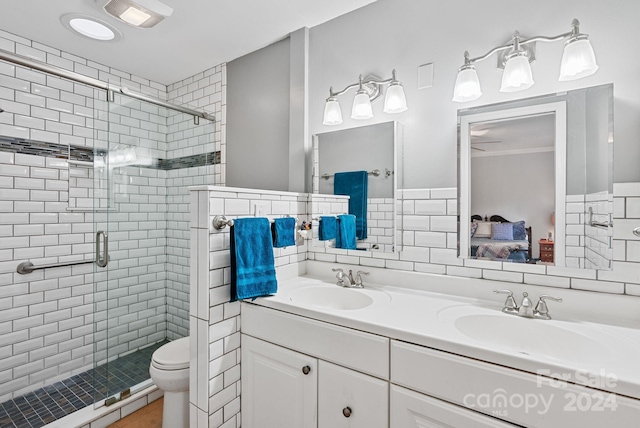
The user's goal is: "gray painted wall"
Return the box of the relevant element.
[308,0,640,187]
[471,151,555,256]
[226,38,291,191]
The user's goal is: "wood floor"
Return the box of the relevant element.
[108,397,163,428]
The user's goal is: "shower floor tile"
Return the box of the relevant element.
[0,340,167,428]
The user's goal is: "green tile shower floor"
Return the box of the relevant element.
[0,340,167,428]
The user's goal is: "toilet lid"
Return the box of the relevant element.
[152,337,190,370]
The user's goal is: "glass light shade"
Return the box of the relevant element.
[383,82,408,113]
[559,38,599,81]
[500,54,534,93]
[69,18,116,40]
[351,91,373,120]
[452,66,482,102]
[322,98,343,125]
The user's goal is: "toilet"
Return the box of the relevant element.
[149,337,190,428]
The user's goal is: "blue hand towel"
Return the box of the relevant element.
[318,216,337,241]
[336,214,357,250]
[334,171,368,240]
[230,217,277,301]
[272,217,296,248]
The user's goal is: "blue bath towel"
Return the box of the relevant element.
[271,217,296,248]
[230,217,277,301]
[318,216,337,241]
[334,171,368,240]
[336,214,357,250]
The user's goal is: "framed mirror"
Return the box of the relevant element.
[458,84,613,269]
[310,121,403,252]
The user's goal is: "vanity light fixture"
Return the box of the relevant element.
[452,19,598,102]
[322,70,408,125]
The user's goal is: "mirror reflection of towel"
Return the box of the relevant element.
[230,217,277,301]
[334,171,368,240]
[318,216,337,240]
[271,217,296,248]
[336,214,357,250]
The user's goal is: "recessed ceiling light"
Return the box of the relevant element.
[60,13,122,42]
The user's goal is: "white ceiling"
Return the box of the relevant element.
[0,0,376,85]
[470,114,555,156]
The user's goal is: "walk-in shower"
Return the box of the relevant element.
[0,46,217,428]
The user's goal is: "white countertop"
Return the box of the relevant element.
[248,274,640,400]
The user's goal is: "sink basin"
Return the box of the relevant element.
[440,308,614,364]
[289,286,374,310]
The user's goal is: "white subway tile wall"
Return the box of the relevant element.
[0,28,225,408]
[166,66,224,340]
[307,187,640,295]
[190,187,308,428]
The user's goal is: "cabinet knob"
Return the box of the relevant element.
[342,407,352,418]
[301,365,311,375]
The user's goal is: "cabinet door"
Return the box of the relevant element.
[391,385,517,428]
[242,335,318,428]
[318,360,388,428]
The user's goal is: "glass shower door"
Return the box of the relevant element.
[92,89,168,407]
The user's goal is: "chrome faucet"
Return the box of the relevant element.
[493,290,562,320]
[518,292,534,318]
[332,268,368,288]
[534,295,563,320]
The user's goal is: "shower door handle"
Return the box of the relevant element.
[96,231,109,268]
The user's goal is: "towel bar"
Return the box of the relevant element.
[212,215,299,231]
[320,168,393,180]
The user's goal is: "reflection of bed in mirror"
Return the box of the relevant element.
[470,215,532,262]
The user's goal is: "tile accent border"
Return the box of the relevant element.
[0,137,220,170]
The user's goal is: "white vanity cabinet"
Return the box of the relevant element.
[318,360,388,428]
[391,384,517,427]
[241,303,390,428]
[241,335,318,428]
[242,301,640,428]
[391,340,640,428]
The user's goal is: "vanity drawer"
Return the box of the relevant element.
[391,384,517,427]
[242,303,389,379]
[391,340,640,428]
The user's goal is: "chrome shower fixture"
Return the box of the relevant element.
[453,18,599,102]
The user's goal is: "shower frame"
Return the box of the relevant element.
[0,45,215,417]
[0,48,215,124]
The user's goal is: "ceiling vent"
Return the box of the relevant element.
[103,0,173,28]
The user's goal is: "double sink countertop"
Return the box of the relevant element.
[247,270,640,401]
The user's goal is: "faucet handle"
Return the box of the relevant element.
[535,295,563,319]
[332,268,344,275]
[493,289,518,314]
[355,271,370,287]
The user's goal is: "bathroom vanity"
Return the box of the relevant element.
[240,271,640,428]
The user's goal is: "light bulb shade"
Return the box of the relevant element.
[323,98,343,125]
[452,66,482,102]
[383,82,408,113]
[500,54,534,93]
[559,38,599,81]
[351,91,373,120]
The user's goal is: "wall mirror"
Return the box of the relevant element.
[310,121,403,252]
[458,84,613,269]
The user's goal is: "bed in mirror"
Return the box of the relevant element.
[310,121,403,252]
[458,84,613,269]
